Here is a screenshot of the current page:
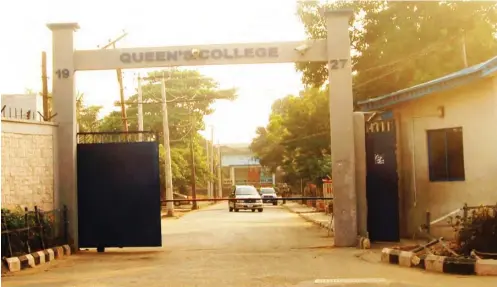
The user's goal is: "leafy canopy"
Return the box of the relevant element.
[297,1,497,102]
[88,68,237,192]
[250,88,331,185]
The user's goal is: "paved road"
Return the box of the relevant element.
[2,203,496,287]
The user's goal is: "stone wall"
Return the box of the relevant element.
[1,119,58,211]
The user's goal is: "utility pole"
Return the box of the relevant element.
[161,77,174,217]
[461,33,468,68]
[217,143,223,198]
[210,126,215,199]
[137,76,144,141]
[41,51,49,121]
[99,32,128,131]
[190,112,198,210]
[205,138,211,198]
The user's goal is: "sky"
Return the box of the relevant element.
[0,0,308,144]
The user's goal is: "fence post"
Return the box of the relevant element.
[34,206,46,250]
[24,207,31,254]
[1,210,13,258]
[63,205,69,244]
[425,211,431,236]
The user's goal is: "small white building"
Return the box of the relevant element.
[220,143,275,187]
[358,55,497,239]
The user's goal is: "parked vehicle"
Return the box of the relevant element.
[260,187,278,205]
[173,192,190,206]
[229,185,263,212]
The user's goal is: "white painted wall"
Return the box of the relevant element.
[394,76,497,238]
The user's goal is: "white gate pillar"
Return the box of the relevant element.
[47,23,79,248]
[325,9,358,247]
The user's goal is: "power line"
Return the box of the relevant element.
[357,34,460,75]
[351,9,484,87]
[116,95,232,106]
[279,131,329,145]
[170,124,195,142]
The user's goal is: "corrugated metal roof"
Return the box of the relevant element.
[357,55,497,111]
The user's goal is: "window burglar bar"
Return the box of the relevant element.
[77,131,158,144]
[427,127,465,182]
[1,106,41,121]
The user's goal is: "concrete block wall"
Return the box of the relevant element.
[1,119,58,211]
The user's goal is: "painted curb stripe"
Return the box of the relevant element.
[379,246,497,276]
[37,251,46,264]
[3,245,73,272]
[399,251,414,267]
[47,249,55,261]
[18,255,30,269]
[25,254,35,267]
[415,254,426,270]
[5,257,21,272]
[476,259,497,276]
[32,252,41,265]
[388,249,400,264]
[63,244,71,255]
[443,257,476,275]
[54,246,64,258]
[43,249,51,262]
[381,248,391,263]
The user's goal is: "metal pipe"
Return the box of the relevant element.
[161,196,334,203]
[410,118,418,207]
[430,208,462,225]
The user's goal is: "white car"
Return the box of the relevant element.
[229,185,264,212]
[260,187,278,205]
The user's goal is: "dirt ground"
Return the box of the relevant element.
[2,203,496,287]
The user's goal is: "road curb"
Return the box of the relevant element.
[3,244,72,272]
[162,202,218,218]
[381,248,497,276]
[283,204,330,230]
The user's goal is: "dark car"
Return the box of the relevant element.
[173,192,191,206]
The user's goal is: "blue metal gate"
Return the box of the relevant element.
[77,132,162,249]
[365,119,400,242]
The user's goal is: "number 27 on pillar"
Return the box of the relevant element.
[329,59,348,70]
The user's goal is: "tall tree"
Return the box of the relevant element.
[297,1,497,102]
[250,88,331,185]
[76,93,103,132]
[99,68,237,191]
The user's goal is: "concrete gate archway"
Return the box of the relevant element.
[47,9,358,248]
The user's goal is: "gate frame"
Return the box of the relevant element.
[47,8,361,248]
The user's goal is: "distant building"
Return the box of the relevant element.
[220,143,275,187]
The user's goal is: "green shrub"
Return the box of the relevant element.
[1,207,37,229]
[2,206,60,257]
[450,205,497,256]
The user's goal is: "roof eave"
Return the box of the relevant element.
[358,70,489,112]
[357,56,497,112]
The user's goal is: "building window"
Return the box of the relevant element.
[427,127,465,181]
